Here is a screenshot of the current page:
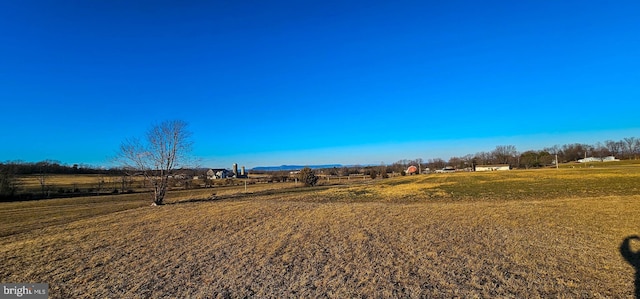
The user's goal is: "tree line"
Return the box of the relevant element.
[311,136,640,175]
[1,133,638,202]
[416,136,640,171]
[303,136,639,177]
[0,161,126,200]
[0,160,125,175]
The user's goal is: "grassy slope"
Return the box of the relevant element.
[1,168,640,298]
[0,182,311,237]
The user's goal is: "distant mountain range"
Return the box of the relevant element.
[251,164,343,171]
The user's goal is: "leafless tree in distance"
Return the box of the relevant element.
[117,120,193,205]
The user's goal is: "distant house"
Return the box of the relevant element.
[475,164,510,172]
[205,164,248,180]
[217,170,234,179]
[207,168,232,179]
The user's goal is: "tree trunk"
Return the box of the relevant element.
[153,177,167,205]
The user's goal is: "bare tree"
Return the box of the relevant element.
[427,158,446,170]
[120,171,132,192]
[38,169,49,197]
[95,175,105,195]
[625,137,638,160]
[593,142,610,158]
[378,163,389,178]
[474,151,494,165]
[448,156,465,169]
[492,145,517,165]
[615,140,628,159]
[605,140,621,158]
[117,120,194,205]
[461,154,475,169]
[0,163,17,199]
[561,143,588,162]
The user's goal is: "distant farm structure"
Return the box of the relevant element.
[475,165,510,172]
[406,165,418,175]
[578,156,620,163]
[434,166,456,173]
[206,163,248,180]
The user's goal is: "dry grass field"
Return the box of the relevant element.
[16,174,140,193]
[1,166,640,298]
[0,181,307,238]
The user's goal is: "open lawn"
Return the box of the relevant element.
[1,167,639,298]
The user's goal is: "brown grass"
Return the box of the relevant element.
[0,182,306,238]
[15,174,146,192]
[1,168,639,298]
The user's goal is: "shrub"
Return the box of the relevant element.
[298,167,319,187]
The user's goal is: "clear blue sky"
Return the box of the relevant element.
[1,1,639,168]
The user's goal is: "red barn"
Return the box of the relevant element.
[406,165,418,175]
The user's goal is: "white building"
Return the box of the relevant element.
[475,164,510,172]
[578,156,620,163]
[206,168,232,179]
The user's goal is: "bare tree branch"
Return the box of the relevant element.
[116,120,194,205]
